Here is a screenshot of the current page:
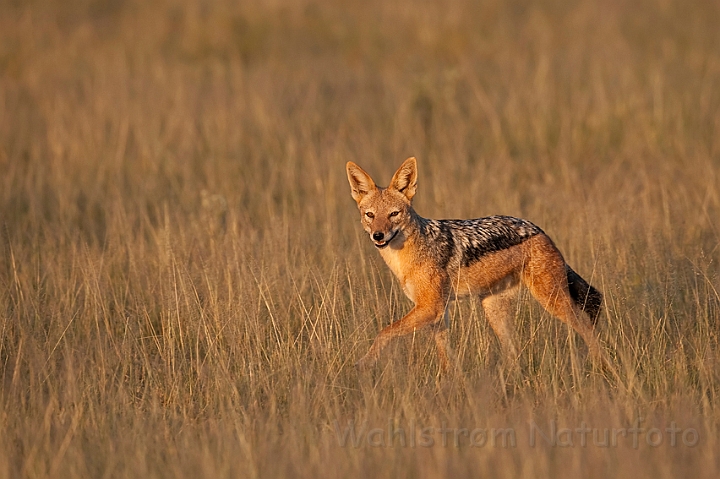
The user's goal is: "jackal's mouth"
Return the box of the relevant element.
[373,230,398,249]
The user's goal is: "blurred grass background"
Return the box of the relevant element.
[1,0,719,477]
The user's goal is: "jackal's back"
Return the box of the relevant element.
[418,215,543,269]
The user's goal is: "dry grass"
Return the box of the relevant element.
[1,0,719,477]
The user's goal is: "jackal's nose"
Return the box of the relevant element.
[372,232,384,242]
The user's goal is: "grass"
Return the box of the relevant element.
[1,0,719,477]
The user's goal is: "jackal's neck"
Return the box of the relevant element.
[404,207,429,243]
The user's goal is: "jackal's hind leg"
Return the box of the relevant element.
[520,236,606,366]
[524,278,604,362]
[482,287,520,361]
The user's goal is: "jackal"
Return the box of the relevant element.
[346,157,606,370]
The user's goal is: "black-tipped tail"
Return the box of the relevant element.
[566,266,603,324]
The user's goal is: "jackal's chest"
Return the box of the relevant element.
[378,247,418,303]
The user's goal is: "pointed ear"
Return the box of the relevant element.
[389,157,418,200]
[346,161,377,203]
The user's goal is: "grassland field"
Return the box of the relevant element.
[1,0,720,477]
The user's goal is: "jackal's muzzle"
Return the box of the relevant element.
[372,229,398,249]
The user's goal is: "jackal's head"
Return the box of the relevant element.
[346,157,417,249]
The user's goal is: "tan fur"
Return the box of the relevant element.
[347,157,608,372]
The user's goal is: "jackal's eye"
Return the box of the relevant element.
[389,211,400,218]
[365,211,374,219]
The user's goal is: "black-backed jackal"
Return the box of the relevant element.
[346,157,607,371]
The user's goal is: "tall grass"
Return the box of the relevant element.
[1,0,719,477]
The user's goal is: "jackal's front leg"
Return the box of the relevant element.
[431,311,453,371]
[356,305,445,370]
